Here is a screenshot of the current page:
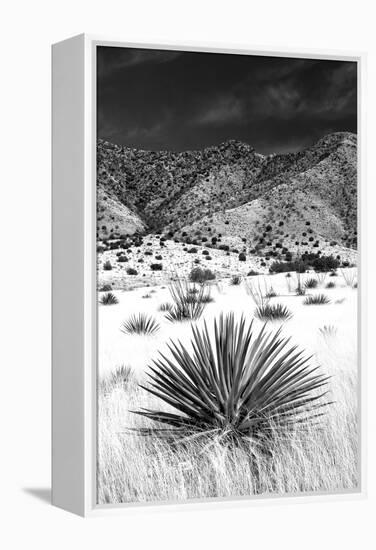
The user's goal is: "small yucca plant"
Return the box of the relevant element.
[255,303,292,322]
[341,268,356,287]
[304,278,318,289]
[100,365,133,394]
[99,291,118,305]
[303,294,330,305]
[199,293,214,303]
[120,313,160,335]
[265,287,277,298]
[230,275,242,286]
[318,325,338,338]
[158,302,174,312]
[165,279,209,322]
[316,272,327,286]
[326,281,336,289]
[133,314,330,442]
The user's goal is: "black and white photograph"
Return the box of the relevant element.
[96,46,358,505]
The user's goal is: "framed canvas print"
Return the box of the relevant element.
[52,34,365,516]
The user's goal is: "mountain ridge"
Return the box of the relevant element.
[97,131,357,262]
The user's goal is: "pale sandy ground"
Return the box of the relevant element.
[98,269,358,381]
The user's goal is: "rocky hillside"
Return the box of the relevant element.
[97,132,357,260]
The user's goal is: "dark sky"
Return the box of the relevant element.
[97,46,357,155]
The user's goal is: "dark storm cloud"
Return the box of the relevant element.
[97,47,357,154]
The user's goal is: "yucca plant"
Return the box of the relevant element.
[341,268,356,287]
[158,302,174,312]
[99,291,118,305]
[326,281,336,289]
[100,365,133,394]
[165,279,209,322]
[133,314,330,442]
[255,303,292,322]
[244,278,268,307]
[318,325,338,338]
[265,286,277,298]
[120,313,160,335]
[303,294,331,305]
[230,275,242,286]
[200,293,215,303]
[304,278,318,289]
[316,272,327,286]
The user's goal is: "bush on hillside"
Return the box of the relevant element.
[189,267,216,283]
[150,263,163,271]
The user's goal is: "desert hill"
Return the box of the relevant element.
[97,132,357,263]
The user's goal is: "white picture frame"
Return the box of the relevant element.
[52,33,366,517]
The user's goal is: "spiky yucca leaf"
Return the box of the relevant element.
[120,313,160,335]
[133,314,330,441]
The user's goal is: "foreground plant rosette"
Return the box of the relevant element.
[132,313,331,445]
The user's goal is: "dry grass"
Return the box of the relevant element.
[97,349,358,504]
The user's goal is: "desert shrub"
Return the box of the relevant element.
[218,244,230,251]
[189,267,216,283]
[230,275,242,285]
[166,279,209,322]
[120,313,160,336]
[150,263,163,271]
[155,255,163,260]
[134,314,329,441]
[117,255,128,263]
[103,260,112,271]
[126,268,138,276]
[145,250,153,256]
[205,255,212,260]
[269,261,305,274]
[99,292,118,305]
[188,247,198,254]
[247,270,259,276]
[304,278,318,289]
[255,303,292,322]
[97,245,106,253]
[202,250,209,256]
[238,252,246,261]
[303,294,331,305]
[326,281,336,289]
[99,284,112,291]
[313,255,339,272]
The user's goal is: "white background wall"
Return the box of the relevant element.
[1,1,375,548]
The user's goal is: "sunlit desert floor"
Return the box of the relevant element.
[97,268,359,505]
